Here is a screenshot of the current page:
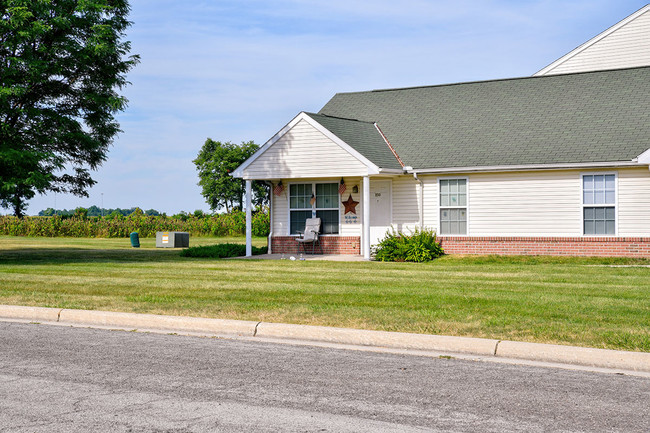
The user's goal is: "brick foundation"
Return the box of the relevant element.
[271,236,361,255]
[437,236,650,258]
[272,235,650,257]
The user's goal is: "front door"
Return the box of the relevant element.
[369,180,392,246]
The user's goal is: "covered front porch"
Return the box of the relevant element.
[230,111,406,259]
[243,175,378,259]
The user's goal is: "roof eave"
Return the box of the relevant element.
[405,160,646,174]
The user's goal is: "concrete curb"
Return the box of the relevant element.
[2,305,649,372]
[0,305,61,323]
[58,309,259,337]
[496,340,650,372]
[255,322,498,356]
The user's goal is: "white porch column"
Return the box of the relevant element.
[245,179,252,257]
[363,175,370,260]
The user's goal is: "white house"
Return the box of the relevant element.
[232,5,650,259]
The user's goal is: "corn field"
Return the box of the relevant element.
[0,210,270,238]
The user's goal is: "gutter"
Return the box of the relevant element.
[402,160,644,174]
[405,166,424,230]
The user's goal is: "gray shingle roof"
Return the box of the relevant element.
[304,113,403,170]
[318,67,650,169]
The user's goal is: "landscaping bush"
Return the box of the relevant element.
[372,227,443,262]
[180,243,268,258]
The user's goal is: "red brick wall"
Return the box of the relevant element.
[272,235,650,257]
[271,236,361,255]
[438,236,650,258]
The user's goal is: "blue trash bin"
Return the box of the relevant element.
[130,232,140,248]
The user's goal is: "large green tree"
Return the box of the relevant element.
[194,139,268,213]
[0,0,139,217]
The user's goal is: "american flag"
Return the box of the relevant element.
[273,181,284,196]
[338,178,346,195]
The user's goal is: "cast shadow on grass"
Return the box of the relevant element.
[0,247,183,265]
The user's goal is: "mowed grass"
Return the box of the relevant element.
[0,236,649,352]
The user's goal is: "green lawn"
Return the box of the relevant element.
[0,236,648,352]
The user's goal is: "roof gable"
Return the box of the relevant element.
[232,112,384,179]
[535,4,650,76]
[319,67,650,170]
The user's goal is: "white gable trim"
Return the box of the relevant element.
[231,112,380,179]
[534,4,650,76]
[636,147,650,164]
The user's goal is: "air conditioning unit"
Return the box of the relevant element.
[156,231,190,248]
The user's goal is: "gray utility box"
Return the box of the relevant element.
[156,231,190,248]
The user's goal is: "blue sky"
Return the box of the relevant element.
[21,0,650,215]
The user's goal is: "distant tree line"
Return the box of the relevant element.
[38,206,161,217]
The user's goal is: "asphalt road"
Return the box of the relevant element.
[0,322,648,432]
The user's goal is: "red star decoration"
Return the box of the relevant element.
[342,194,359,215]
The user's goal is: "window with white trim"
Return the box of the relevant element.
[439,179,467,235]
[289,183,339,235]
[582,174,615,235]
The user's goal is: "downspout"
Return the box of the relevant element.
[265,181,274,254]
[412,172,424,230]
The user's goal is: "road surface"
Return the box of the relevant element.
[0,321,648,432]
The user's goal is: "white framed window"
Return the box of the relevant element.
[439,178,467,235]
[582,173,616,235]
[289,182,339,235]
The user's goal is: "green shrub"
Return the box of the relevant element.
[252,209,270,237]
[180,243,268,258]
[372,227,443,262]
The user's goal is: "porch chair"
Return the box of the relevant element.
[296,217,321,254]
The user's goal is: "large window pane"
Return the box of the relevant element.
[440,179,467,235]
[316,210,339,234]
[583,174,615,235]
[594,175,604,190]
[290,184,312,209]
[290,210,313,235]
[440,207,467,235]
[584,207,615,235]
[594,190,604,204]
[290,182,339,235]
[316,183,338,209]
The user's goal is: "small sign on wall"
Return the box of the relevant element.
[344,214,359,224]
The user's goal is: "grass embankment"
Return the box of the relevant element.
[0,236,648,352]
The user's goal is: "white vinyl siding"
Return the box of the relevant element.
[242,120,369,179]
[538,8,650,75]
[391,176,420,232]
[468,171,581,236]
[271,168,650,239]
[618,167,650,236]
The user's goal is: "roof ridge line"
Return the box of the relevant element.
[306,112,375,125]
[329,65,650,95]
